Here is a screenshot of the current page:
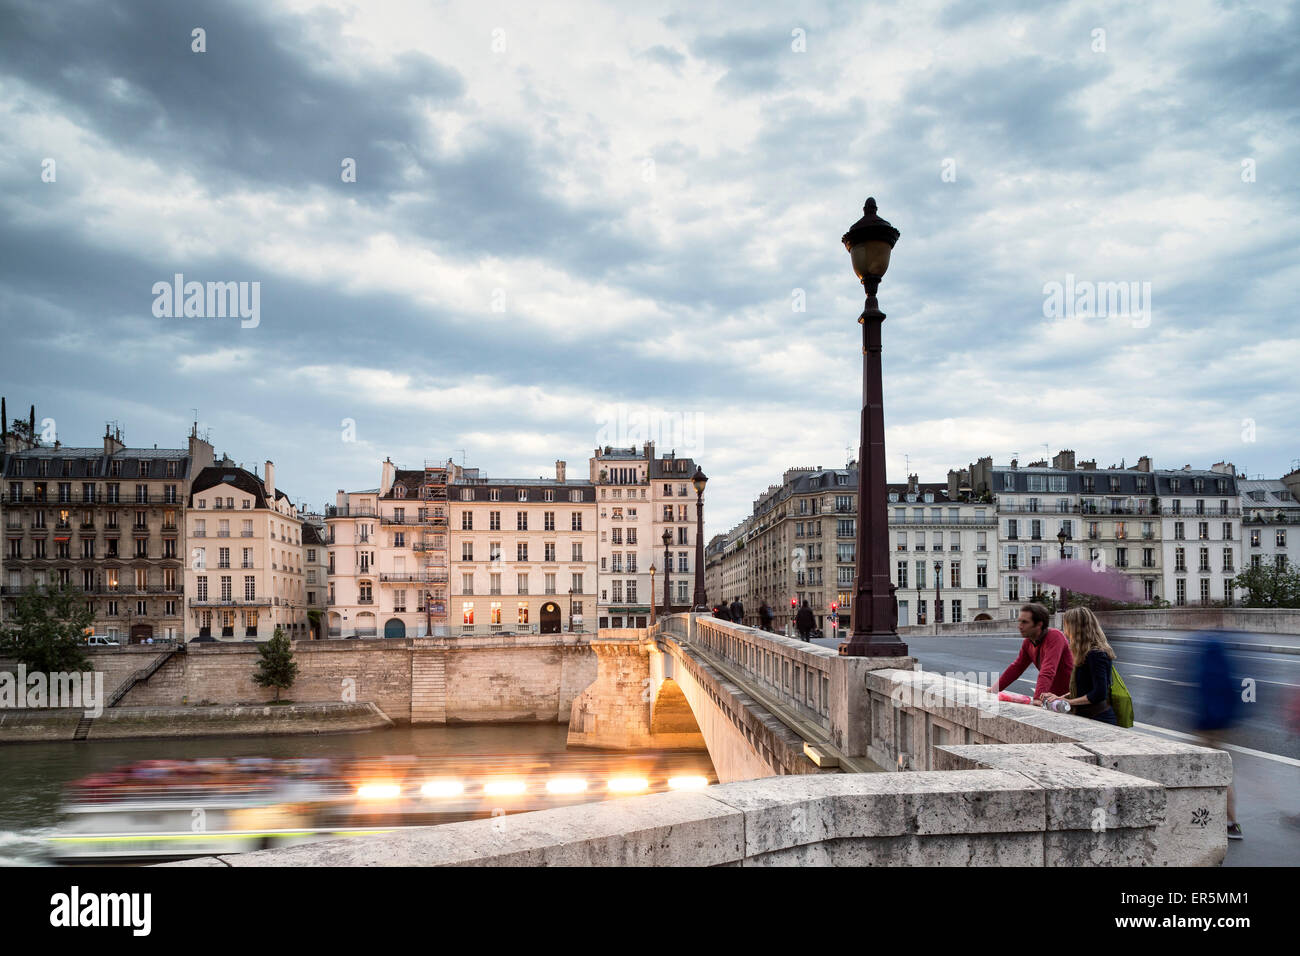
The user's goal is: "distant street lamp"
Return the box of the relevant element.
[649,564,657,626]
[662,529,673,617]
[567,586,574,633]
[935,559,943,626]
[1057,527,1070,611]
[840,198,908,657]
[692,466,708,610]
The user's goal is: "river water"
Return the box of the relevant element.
[0,725,716,865]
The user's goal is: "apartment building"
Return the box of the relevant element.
[450,460,596,634]
[326,461,446,639]
[888,474,1000,626]
[704,534,727,611]
[590,443,704,627]
[301,517,328,637]
[1238,477,1299,579]
[2,422,213,641]
[185,460,305,641]
[1157,463,1240,607]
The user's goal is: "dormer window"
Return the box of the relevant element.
[395,485,406,499]
[518,489,528,502]
[139,460,149,476]
[888,493,899,502]
[923,493,934,503]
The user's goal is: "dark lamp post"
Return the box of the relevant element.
[1057,528,1069,611]
[692,466,707,610]
[839,198,908,657]
[649,564,657,626]
[661,528,672,617]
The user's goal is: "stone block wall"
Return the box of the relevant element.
[182,766,1167,867]
[5,638,601,727]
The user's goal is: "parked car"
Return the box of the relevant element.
[86,636,120,646]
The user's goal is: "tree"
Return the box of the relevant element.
[0,584,92,673]
[1229,564,1300,608]
[9,417,38,446]
[252,627,298,701]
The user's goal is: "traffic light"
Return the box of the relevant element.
[790,598,796,609]
[831,602,838,613]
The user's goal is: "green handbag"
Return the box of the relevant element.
[1109,667,1134,728]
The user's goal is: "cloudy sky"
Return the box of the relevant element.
[1,0,1296,536]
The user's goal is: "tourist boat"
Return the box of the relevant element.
[47,751,716,863]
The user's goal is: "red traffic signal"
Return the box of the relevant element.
[790,598,796,608]
[831,602,838,612]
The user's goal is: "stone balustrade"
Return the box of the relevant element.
[692,615,838,733]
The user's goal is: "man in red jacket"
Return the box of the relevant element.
[989,603,1074,701]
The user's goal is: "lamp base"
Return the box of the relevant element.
[839,632,909,657]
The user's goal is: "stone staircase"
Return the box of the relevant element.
[72,716,94,741]
[106,644,184,708]
[410,650,447,724]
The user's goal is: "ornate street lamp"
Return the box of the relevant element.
[840,198,908,656]
[1057,527,1069,611]
[649,563,657,626]
[661,528,672,617]
[692,466,708,610]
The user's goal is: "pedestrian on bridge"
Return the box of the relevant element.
[1190,633,1244,841]
[1041,607,1118,724]
[730,598,744,625]
[795,600,815,642]
[759,602,774,632]
[989,603,1073,701]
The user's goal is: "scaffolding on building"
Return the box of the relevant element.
[420,461,450,637]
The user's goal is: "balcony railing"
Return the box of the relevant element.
[890,515,998,526]
[325,507,378,518]
[188,598,271,607]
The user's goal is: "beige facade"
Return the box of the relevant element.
[591,443,705,626]
[449,461,597,635]
[185,459,305,641]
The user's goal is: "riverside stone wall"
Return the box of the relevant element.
[2,636,600,731]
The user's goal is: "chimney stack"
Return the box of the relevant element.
[380,457,396,496]
[104,424,125,457]
[264,460,276,501]
[1051,449,1076,471]
[1137,456,1152,473]
[556,460,566,483]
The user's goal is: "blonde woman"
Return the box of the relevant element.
[1041,607,1118,725]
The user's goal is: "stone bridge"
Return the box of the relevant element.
[183,613,1233,867]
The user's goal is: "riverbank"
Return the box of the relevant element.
[0,702,393,743]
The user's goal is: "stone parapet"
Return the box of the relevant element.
[181,763,1167,867]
